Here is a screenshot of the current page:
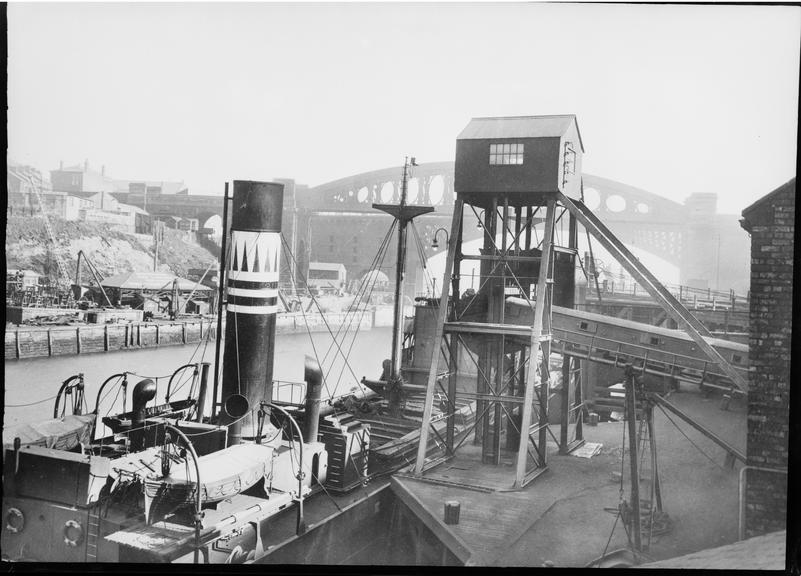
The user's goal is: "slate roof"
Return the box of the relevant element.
[457,115,584,151]
[641,530,786,570]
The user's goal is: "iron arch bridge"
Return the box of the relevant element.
[124,162,747,290]
[305,162,696,268]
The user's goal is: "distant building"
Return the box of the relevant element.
[739,177,794,538]
[50,160,118,195]
[306,262,347,293]
[7,164,51,213]
[50,160,188,220]
[177,217,199,232]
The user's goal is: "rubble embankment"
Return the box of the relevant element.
[5,215,218,279]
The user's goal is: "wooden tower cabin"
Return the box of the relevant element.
[410,115,747,490]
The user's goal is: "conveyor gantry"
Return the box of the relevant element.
[497,298,748,393]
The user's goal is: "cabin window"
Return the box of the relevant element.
[489,143,524,166]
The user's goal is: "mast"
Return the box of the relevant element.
[373,158,434,411]
[390,157,411,380]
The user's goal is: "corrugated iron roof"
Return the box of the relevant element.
[100,271,212,291]
[641,530,786,570]
[457,115,584,151]
[309,262,346,271]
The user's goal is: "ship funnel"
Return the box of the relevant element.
[220,180,284,446]
[303,355,323,443]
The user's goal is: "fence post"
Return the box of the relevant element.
[16,329,21,359]
[182,322,187,344]
[47,328,53,356]
[76,326,81,355]
[104,324,109,351]
[156,324,160,346]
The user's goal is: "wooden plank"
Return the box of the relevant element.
[390,477,473,564]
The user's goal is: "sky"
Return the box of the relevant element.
[7,2,800,214]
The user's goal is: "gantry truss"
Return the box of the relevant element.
[412,189,747,490]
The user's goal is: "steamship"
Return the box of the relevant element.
[2,115,750,566]
[2,161,477,563]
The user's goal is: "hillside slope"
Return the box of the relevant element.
[6,216,218,281]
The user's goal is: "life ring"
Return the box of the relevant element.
[5,507,24,533]
[63,519,84,547]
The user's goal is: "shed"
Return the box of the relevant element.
[100,272,213,292]
[454,115,584,206]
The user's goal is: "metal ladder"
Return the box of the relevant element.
[85,504,102,561]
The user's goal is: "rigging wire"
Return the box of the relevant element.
[655,402,728,470]
[329,228,395,395]
[6,394,59,408]
[317,222,396,369]
[279,237,335,401]
[279,234,367,387]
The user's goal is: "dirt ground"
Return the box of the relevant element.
[494,384,748,567]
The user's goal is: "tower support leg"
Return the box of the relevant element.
[414,199,464,475]
[514,197,557,489]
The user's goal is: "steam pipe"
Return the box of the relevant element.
[131,379,158,451]
[212,182,230,421]
[302,356,323,443]
[195,362,211,423]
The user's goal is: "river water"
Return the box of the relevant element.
[4,327,393,430]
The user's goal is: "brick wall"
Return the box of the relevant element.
[741,179,794,537]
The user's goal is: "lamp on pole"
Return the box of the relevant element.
[431,227,449,250]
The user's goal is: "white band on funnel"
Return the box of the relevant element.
[227,230,281,315]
